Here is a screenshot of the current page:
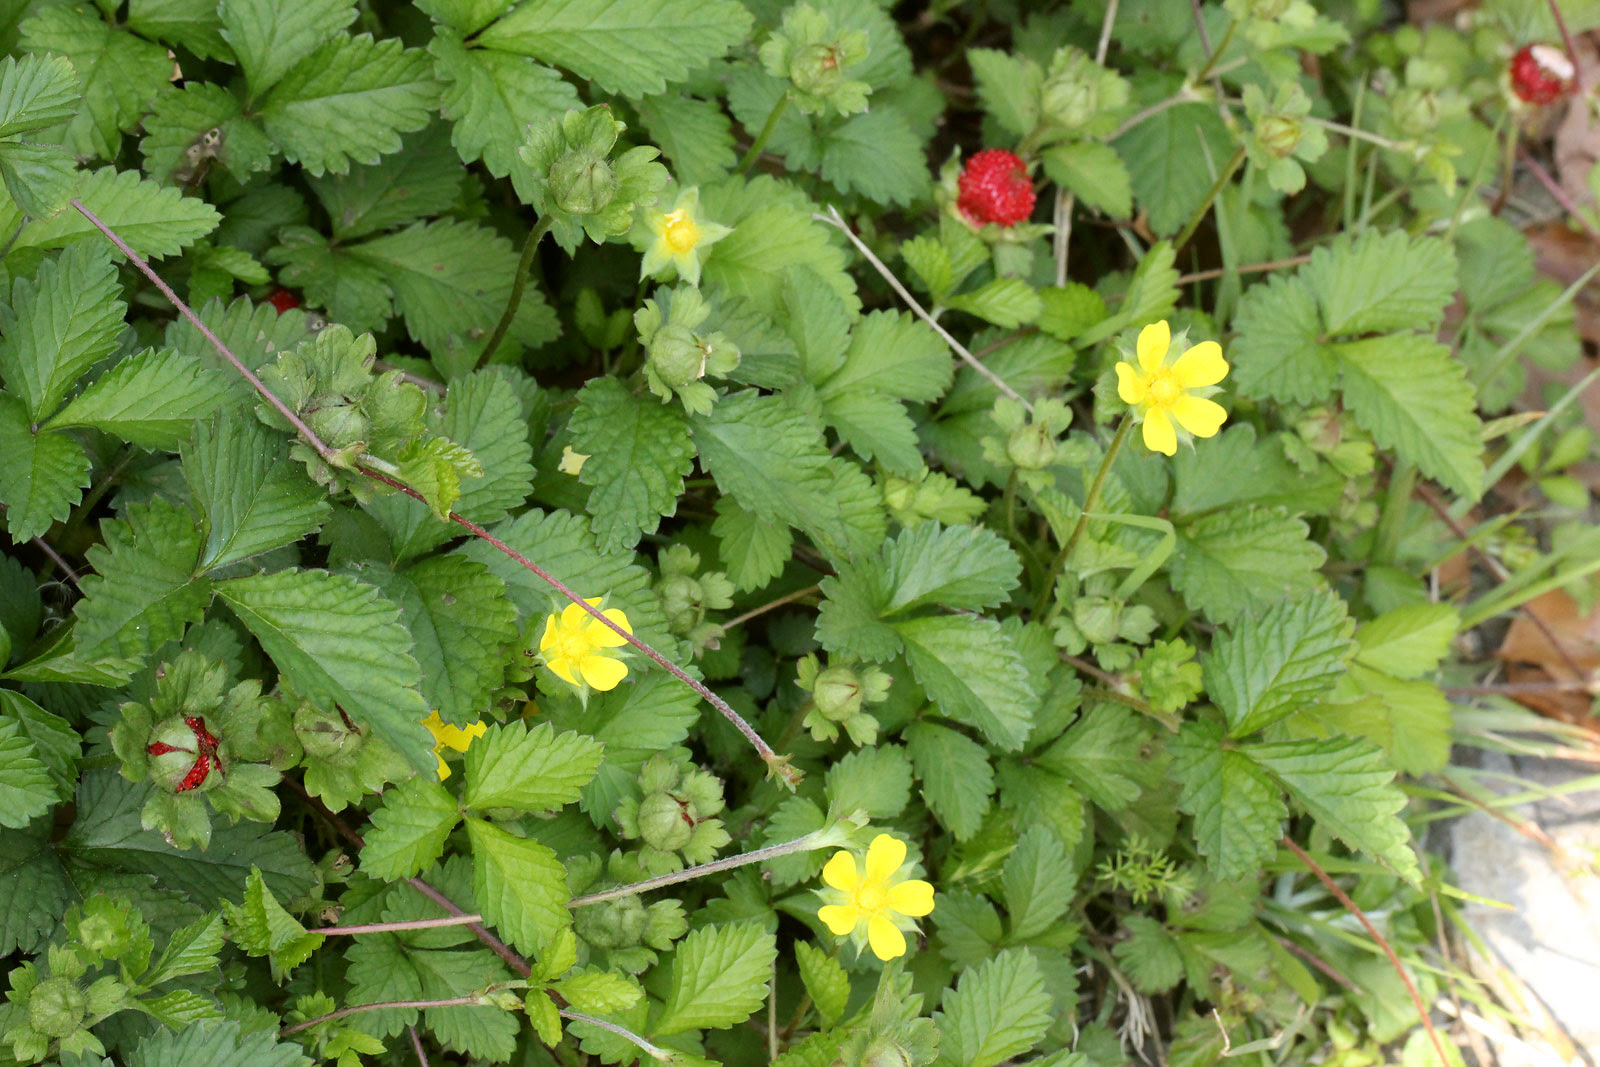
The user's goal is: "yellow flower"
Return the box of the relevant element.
[420,710,486,781]
[640,187,731,286]
[1114,320,1229,456]
[558,446,589,476]
[539,598,633,692]
[817,834,935,961]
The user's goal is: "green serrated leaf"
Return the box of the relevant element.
[1310,664,1453,777]
[1034,703,1158,813]
[968,48,1040,138]
[182,417,331,572]
[882,522,1021,614]
[126,1018,314,1067]
[1203,590,1356,738]
[1113,101,1232,237]
[361,777,460,881]
[48,348,232,449]
[0,241,125,421]
[465,817,570,957]
[1354,603,1459,679]
[817,106,930,206]
[934,948,1053,1067]
[0,819,71,955]
[1305,230,1458,336]
[794,941,849,1026]
[75,496,210,661]
[569,377,696,553]
[825,744,911,819]
[1043,140,1133,218]
[1000,827,1076,943]
[1170,506,1326,623]
[635,92,736,186]
[895,614,1034,751]
[144,912,225,986]
[0,54,79,137]
[139,82,275,183]
[1226,275,1334,405]
[0,138,78,218]
[218,0,356,98]
[1169,720,1285,881]
[5,165,220,259]
[463,721,604,813]
[651,921,778,1036]
[0,717,55,829]
[712,497,793,593]
[126,0,232,60]
[305,122,465,240]
[818,310,951,403]
[904,721,993,841]
[0,395,90,544]
[222,868,323,981]
[947,277,1044,329]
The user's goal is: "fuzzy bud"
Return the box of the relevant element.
[1007,420,1059,470]
[27,977,87,1039]
[812,665,865,722]
[636,792,695,853]
[646,323,708,388]
[791,41,848,97]
[304,402,368,451]
[294,704,362,760]
[659,573,708,635]
[1254,114,1303,158]
[574,895,648,949]
[548,153,618,216]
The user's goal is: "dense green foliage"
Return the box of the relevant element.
[0,0,1597,1065]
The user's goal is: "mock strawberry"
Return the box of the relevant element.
[1510,44,1575,105]
[957,149,1036,227]
[267,288,301,314]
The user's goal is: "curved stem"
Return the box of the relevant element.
[476,215,554,371]
[1033,413,1133,617]
[1193,17,1236,82]
[722,584,822,631]
[280,995,483,1037]
[560,1010,673,1061]
[569,829,837,908]
[1173,145,1245,253]
[739,92,791,174]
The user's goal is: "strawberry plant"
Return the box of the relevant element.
[0,0,1597,1065]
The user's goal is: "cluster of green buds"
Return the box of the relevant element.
[981,397,1074,490]
[518,105,669,253]
[567,852,688,974]
[635,286,740,415]
[1131,638,1205,715]
[111,651,283,850]
[1051,572,1160,671]
[833,973,941,1067]
[655,544,735,653]
[2,945,126,1063]
[759,3,872,116]
[796,653,892,746]
[1036,46,1130,140]
[1241,82,1328,194]
[1222,0,1320,49]
[882,468,986,529]
[613,753,731,875]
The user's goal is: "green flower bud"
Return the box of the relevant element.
[575,895,648,949]
[1254,114,1303,158]
[76,907,131,961]
[548,152,618,216]
[791,41,849,98]
[294,703,362,761]
[647,323,708,388]
[304,401,368,451]
[27,977,87,1039]
[659,573,708,634]
[1073,596,1122,646]
[812,665,866,722]
[1390,87,1439,136]
[1042,71,1099,130]
[864,1042,915,1067]
[1007,420,1060,470]
[636,792,695,853]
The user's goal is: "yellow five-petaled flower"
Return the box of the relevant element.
[640,187,732,287]
[540,598,633,692]
[817,834,935,961]
[1114,320,1229,456]
[420,709,486,781]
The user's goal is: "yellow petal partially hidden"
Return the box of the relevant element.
[1171,395,1228,438]
[1172,341,1228,387]
[818,903,860,936]
[1136,320,1170,373]
[887,879,935,917]
[539,616,560,651]
[434,750,452,781]
[585,608,633,648]
[867,915,907,960]
[1142,408,1177,455]
[864,834,907,884]
[822,850,860,893]
[1114,362,1147,405]
[579,654,629,692]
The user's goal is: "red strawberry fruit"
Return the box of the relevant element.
[267,288,302,314]
[1510,44,1575,105]
[957,149,1036,227]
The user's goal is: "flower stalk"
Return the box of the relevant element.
[476,214,554,371]
[738,92,791,174]
[1034,413,1133,617]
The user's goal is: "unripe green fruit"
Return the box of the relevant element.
[637,792,695,852]
[549,153,617,215]
[647,324,707,387]
[28,977,87,1038]
[812,666,864,722]
[575,895,647,949]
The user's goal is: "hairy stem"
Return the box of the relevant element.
[280,995,484,1036]
[722,584,822,631]
[739,92,791,174]
[1034,413,1133,616]
[570,830,838,907]
[476,215,554,371]
[560,1010,674,1061]
[1193,17,1236,82]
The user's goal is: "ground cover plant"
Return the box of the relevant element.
[0,0,1598,1064]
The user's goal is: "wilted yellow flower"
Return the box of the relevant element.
[539,598,633,692]
[558,446,589,476]
[640,187,731,286]
[420,710,486,780]
[817,834,935,960]
[1114,320,1229,456]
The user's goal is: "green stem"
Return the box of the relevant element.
[570,830,839,908]
[1194,17,1237,82]
[281,994,486,1036]
[739,93,791,175]
[475,215,554,371]
[1033,413,1134,617]
[1173,145,1245,253]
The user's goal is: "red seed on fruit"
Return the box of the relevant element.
[175,753,212,793]
[957,149,1037,228]
[1510,43,1575,105]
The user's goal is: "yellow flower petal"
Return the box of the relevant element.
[546,655,580,687]
[886,879,935,918]
[818,903,860,936]
[584,608,633,648]
[822,850,860,893]
[1142,408,1177,455]
[1171,395,1227,438]
[434,750,452,781]
[579,653,629,692]
[1136,320,1170,373]
[1115,362,1147,405]
[559,601,589,629]
[539,615,559,652]
[1172,341,1228,387]
[864,834,907,884]
[867,915,907,960]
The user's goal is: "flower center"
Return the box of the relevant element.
[855,884,887,914]
[662,211,700,254]
[557,629,592,663]
[1146,367,1183,409]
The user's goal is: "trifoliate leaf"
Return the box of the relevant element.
[222,867,324,981]
[1113,101,1233,236]
[894,614,1035,751]
[1170,506,1326,624]
[0,819,71,955]
[825,744,912,819]
[712,497,793,593]
[636,92,737,186]
[947,278,1044,329]
[306,122,465,240]
[0,395,90,544]
[18,4,171,160]
[465,817,570,957]
[934,948,1053,1067]
[361,777,460,881]
[1043,140,1133,218]
[216,569,433,775]
[881,522,1021,614]
[1304,230,1458,336]
[0,54,79,137]
[795,941,850,1026]
[258,34,437,176]
[568,377,696,553]
[75,497,210,662]
[218,0,355,97]
[463,721,603,813]
[1001,827,1077,943]
[1203,590,1356,739]
[48,348,232,450]
[0,718,55,829]
[476,0,754,99]
[125,1018,313,1067]
[817,106,930,206]
[651,921,778,1035]
[1228,275,1335,404]
[139,82,275,183]
[4,166,221,259]
[1249,735,1419,883]
[1169,720,1285,881]
[0,241,125,421]
[1033,703,1159,813]
[904,721,993,841]
[1335,335,1484,499]
[1354,603,1459,679]
[182,417,332,572]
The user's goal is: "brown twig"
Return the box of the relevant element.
[1275,935,1362,992]
[722,584,821,631]
[408,1026,430,1067]
[1176,254,1313,284]
[280,995,484,1036]
[1516,145,1600,247]
[30,536,81,589]
[1281,836,1452,1067]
